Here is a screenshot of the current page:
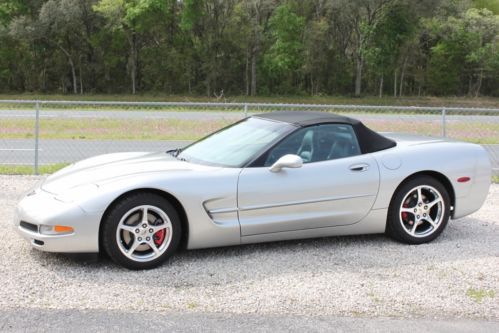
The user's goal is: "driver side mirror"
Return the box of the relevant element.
[269,154,303,173]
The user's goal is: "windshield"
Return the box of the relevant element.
[177,117,294,167]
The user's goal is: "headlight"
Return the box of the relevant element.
[54,184,99,203]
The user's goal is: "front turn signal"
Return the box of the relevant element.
[54,225,74,233]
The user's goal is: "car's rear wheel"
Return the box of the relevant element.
[386,176,450,244]
[102,193,181,270]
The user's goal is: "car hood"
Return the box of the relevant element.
[41,152,206,194]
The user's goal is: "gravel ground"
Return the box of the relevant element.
[1,175,498,321]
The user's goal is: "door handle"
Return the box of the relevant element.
[349,163,369,172]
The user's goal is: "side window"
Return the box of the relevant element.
[264,124,361,166]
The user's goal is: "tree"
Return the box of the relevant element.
[341,0,394,97]
[426,7,499,95]
[8,0,98,94]
[364,1,413,97]
[264,3,305,93]
[94,0,169,94]
[0,0,498,96]
[238,0,276,96]
[181,0,240,96]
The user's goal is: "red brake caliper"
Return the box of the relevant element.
[402,200,409,221]
[153,230,165,246]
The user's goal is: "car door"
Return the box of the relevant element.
[237,123,380,236]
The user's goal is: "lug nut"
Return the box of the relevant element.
[135,229,140,233]
[423,213,427,217]
[149,228,153,233]
[138,237,142,241]
[417,215,420,219]
[146,237,150,241]
[414,209,417,213]
[142,224,147,228]
[418,203,422,207]
[424,205,428,209]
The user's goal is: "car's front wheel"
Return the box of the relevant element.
[102,192,181,270]
[386,176,450,244]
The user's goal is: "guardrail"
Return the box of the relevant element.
[1,100,498,176]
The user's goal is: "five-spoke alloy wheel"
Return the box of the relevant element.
[387,176,450,244]
[102,193,181,270]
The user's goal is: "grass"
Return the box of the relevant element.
[1,116,497,143]
[466,288,496,303]
[0,163,69,175]
[1,93,498,108]
[186,302,198,309]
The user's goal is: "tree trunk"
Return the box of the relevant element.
[245,48,250,96]
[468,75,473,96]
[310,73,314,96]
[379,73,384,98]
[56,44,77,94]
[393,69,398,97]
[68,57,77,94]
[79,57,83,94]
[399,55,408,97]
[250,48,257,96]
[354,56,363,97]
[128,31,138,95]
[475,69,483,98]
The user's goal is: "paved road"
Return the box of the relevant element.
[1,308,497,333]
[1,139,498,174]
[1,108,499,122]
[0,139,190,165]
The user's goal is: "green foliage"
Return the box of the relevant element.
[365,2,414,76]
[473,0,499,14]
[264,4,305,76]
[0,0,498,97]
[427,8,499,95]
[0,0,30,26]
[180,0,204,31]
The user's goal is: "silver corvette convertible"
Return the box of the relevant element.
[15,111,491,269]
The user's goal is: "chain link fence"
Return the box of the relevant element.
[1,100,498,178]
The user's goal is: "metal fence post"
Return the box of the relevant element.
[441,108,446,138]
[34,101,40,175]
[244,103,248,118]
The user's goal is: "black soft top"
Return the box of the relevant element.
[254,111,396,154]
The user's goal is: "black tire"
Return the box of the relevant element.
[386,176,450,244]
[102,192,182,270]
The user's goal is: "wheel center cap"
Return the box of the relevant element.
[140,229,148,236]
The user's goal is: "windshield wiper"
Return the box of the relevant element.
[166,148,182,157]
[166,148,190,162]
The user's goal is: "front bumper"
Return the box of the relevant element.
[15,189,101,253]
